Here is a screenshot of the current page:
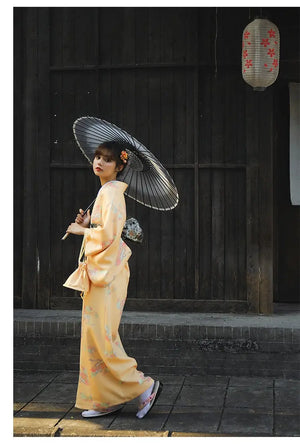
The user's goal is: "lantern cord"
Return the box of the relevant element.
[214,7,218,78]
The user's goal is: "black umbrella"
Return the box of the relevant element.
[73,116,179,211]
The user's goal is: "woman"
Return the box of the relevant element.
[66,141,163,419]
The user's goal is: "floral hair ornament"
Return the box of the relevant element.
[120,150,128,164]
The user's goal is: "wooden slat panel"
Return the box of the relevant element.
[216,7,249,66]
[257,90,274,314]
[21,8,39,308]
[135,8,149,65]
[36,8,51,308]
[50,7,98,67]
[173,169,195,299]
[147,70,163,299]
[198,7,214,67]
[211,170,225,300]
[13,8,24,307]
[210,75,225,300]
[99,8,114,65]
[245,87,260,313]
[198,169,212,299]
[131,69,150,299]
[224,169,246,301]
[50,71,99,164]
[198,68,212,213]
[160,187,176,300]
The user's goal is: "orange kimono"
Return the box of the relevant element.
[75,180,154,411]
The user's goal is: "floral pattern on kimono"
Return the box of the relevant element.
[83,181,132,288]
[75,181,154,411]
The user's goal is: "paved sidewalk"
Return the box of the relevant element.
[14,371,300,437]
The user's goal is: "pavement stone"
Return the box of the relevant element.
[32,382,78,404]
[14,401,73,433]
[13,371,300,437]
[225,387,273,410]
[14,423,57,437]
[14,382,49,403]
[14,371,59,383]
[184,375,229,386]
[57,405,122,434]
[219,407,273,435]
[275,378,300,389]
[275,385,300,413]
[14,402,27,415]
[165,406,222,433]
[52,371,79,384]
[229,376,273,387]
[59,428,169,437]
[152,374,185,385]
[170,432,232,436]
[154,384,182,405]
[275,413,300,436]
[175,385,226,408]
[108,403,171,431]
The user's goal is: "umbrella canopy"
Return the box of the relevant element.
[73,117,179,211]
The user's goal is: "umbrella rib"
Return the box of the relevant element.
[153,169,171,210]
[150,161,179,204]
[143,170,153,209]
[143,152,173,209]
[147,168,163,210]
[150,164,177,210]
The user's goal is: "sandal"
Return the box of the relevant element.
[81,404,123,418]
[136,380,164,419]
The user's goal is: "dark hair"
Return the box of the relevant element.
[94,141,127,176]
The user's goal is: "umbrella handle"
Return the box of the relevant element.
[61,198,96,241]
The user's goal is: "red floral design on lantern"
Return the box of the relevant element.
[268,48,275,57]
[242,18,280,90]
[261,38,270,47]
[268,29,276,38]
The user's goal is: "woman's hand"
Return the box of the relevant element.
[75,209,91,227]
[66,222,85,236]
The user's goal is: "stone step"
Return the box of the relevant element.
[14,308,300,379]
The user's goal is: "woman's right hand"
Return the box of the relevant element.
[75,209,91,227]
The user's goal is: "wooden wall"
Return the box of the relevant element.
[14,7,300,312]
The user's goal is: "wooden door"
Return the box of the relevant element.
[14,7,281,313]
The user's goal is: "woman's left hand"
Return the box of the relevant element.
[66,222,85,236]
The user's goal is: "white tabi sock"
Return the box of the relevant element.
[136,382,155,418]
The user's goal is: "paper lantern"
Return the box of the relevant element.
[242,18,280,91]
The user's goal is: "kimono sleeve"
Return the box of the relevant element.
[83,187,127,286]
